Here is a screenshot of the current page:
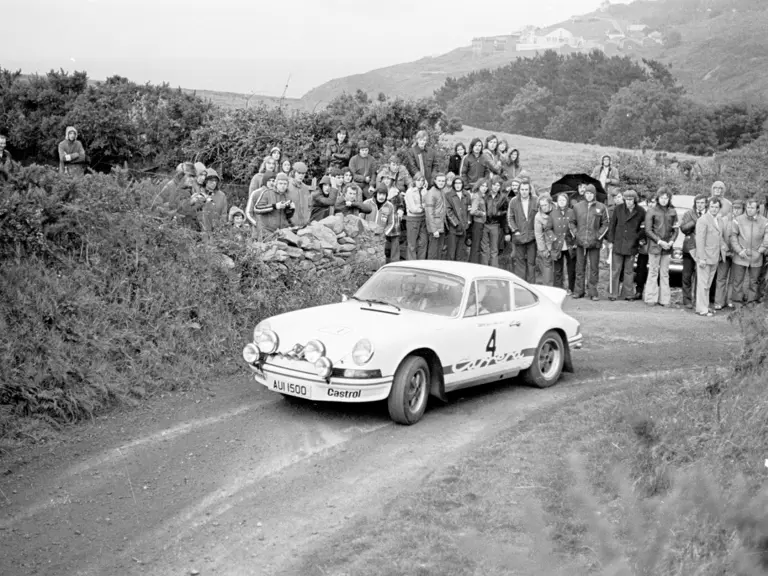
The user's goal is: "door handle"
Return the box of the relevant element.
[509,320,521,327]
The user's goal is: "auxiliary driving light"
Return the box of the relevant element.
[242,343,261,364]
[304,339,326,363]
[314,357,333,379]
[253,327,279,354]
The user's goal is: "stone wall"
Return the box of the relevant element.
[252,213,386,277]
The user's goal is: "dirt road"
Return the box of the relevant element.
[0,301,740,576]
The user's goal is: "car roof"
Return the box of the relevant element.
[672,194,696,210]
[381,260,522,283]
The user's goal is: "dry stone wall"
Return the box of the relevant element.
[252,214,386,277]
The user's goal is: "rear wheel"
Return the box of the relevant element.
[388,355,430,425]
[522,330,565,388]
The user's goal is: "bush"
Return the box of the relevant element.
[0,168,371,448]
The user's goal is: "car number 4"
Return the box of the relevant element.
[486,329,496,355]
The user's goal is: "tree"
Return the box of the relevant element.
[501,81,552,136]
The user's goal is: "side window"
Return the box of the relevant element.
[463,282,477,317]
[514,284,539,309]
[477,279,511,315]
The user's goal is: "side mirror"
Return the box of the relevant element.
[341,294,348,302]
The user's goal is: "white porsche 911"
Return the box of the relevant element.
[243,261,583,425]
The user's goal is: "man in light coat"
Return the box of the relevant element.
[694,197,724,316]
[730,199,768,305]
[58,126,87,176]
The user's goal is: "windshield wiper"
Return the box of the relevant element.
[352,296,401,312]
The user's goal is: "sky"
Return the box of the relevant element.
[3,0,636,98]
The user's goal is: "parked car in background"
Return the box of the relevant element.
[242,261,583,425]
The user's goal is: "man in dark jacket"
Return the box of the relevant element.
[607,190,646,301]
[679,194,707,309]
[323,126,352,172]
[336,184,373,217]
[445,177,471,261]
[480,183,511,268]
[552,193,576,293]
[507,182,538,282]
[404,130,439,187]
[349,141,377,198]
[570,185,609,300]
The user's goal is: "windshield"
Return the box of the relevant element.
[355,267,466,317]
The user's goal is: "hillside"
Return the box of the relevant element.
[299,0,768,107]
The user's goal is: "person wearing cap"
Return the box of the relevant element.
[229,206,247,228]
[507,181,539,281]
[58,126,87,176]
[424,172,448,260]
[287,161,312,227]
[310,175,337,222]
[606,189,646,301]
[349,141,377,198]
[200,169,228,240]
[376,155,412,194]
[323,126,352,172]
[714,199,743,309]
[247,171,293,234]
[258,147,282,173]
[336,184,372,218]
[570,184,609,300]
[405,172,429,260]
[404,130,439,187]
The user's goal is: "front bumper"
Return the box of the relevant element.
[250,356,393,402]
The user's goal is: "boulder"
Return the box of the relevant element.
[284,247,305,259]
[304,251,322,262]
[339,236,357,245]
[318,214,345,235]
[308,222,339,249]
[323,249,334,257]
[298,260,316,272]
[278,229,302,247]
[343,216,365,238]
[273,250,289,262]
[337,244,356,253]
[332,257,346,266]
[297,236,322,251]
[260,245,279,261]
[366,247,377,255]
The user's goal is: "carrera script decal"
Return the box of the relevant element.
[452,350,525,374]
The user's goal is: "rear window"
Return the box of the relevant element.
[514,284,539,309]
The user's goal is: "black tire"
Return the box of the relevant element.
[387,355,430,425]
[522,330,565,388]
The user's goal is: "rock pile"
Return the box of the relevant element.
[251,214,386,276]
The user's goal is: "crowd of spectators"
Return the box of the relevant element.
[3,123,766,314]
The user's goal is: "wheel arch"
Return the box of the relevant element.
[400,347,447,402]
[549,327,573,373]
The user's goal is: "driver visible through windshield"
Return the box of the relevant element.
[354,267,466,317]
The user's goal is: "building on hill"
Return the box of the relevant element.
[516,27,585,51]
[471,32,523,56]
[627,24,648,33]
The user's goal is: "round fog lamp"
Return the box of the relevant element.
[304,339,326,363]
[253,328,279,354]
[242,343,261,364]
[314,357,333,379]
[351,339,374,366]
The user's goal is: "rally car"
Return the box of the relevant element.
[242,261,583,425]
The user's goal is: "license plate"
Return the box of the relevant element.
[269,376,311,399]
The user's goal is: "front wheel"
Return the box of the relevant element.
[388,355,430,425]
[522,330,565,388]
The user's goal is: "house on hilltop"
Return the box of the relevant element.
[516,27,585,51]
[471,32,522,56]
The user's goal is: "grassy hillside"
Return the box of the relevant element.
[182,88,307,111]
[299,0,768,108]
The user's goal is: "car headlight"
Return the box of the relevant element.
[242,343,261,364]
[253,325,279,354]
[304,339,325,363]
[351,339,374,366]
[314,357,333,378]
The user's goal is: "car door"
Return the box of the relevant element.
[510,282,543,371]
[443,277,524,390]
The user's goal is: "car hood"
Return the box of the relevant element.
[259,301,443,361]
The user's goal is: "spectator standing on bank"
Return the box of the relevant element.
[468,179,488,264]
[310,175,337,222]
[287,161,312,227]
[507,181,539,283]
[643,189,679,307]
[534,196,556,286]
[424,173,448,260]
[506,149,522,180]
[591,154,620,212]
[0,134,14,181]
[405,172,428,260]
[480,134,503,179]
[679,194,707,309]
[730,199,768,306]
[447,142,467,177]
[714,199,743,309]
[570,185,609,301]
[376,155,412,193]
[710,180,732,216]
[480,177,510,268]
[606,190,646,301]
[336,184,372,218]
[461,138,487,186]
[324,126,352,172]
[634,195,654,300]
[405,130,439,188]
[363,184,396,237]
[349,141,377,198]
[444,176,470,262]
[694,197,724,317]
[250,157,278,192]
[58,126,87,176]
[552,193,576,294]
[200,169,228,240]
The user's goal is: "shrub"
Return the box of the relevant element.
[0,168,371,448]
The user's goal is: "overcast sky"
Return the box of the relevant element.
[3,0,635,98]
